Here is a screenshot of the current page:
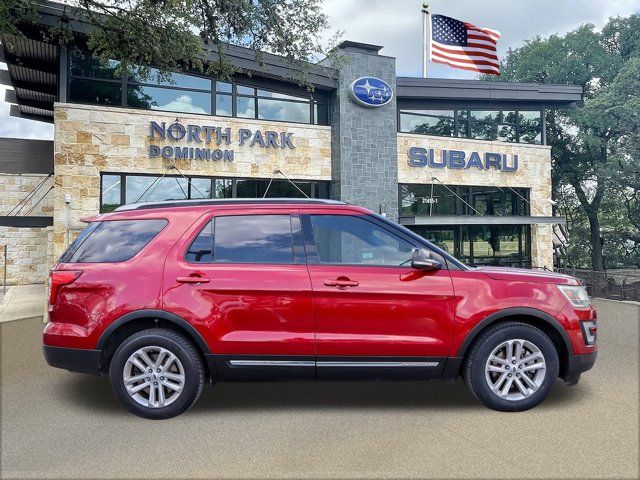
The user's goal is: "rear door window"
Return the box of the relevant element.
[60,219,167,263]
[185,214,294,264]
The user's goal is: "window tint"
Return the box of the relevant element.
[309,215,415,266]
[63,219,167,263]
[186,220,214,262]
[69,78,122,106]
[214,215,293,264]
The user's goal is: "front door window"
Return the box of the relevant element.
[307,214,416,267]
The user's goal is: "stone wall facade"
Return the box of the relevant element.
[53,103,332,259]
[397,134,554,269]
[324,50,399,220]
[0,174,54,285]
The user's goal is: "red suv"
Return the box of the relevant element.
[43,199,597,419]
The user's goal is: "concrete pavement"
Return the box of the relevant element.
[0,284,45,323]
[1,299,638,479]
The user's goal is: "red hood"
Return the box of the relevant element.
[474,266,580,285]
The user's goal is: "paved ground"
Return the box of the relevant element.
[1,299,638,479]
[0,284,45,323]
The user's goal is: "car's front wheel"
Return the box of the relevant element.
[109,328,205,419]
[463,321,559,411]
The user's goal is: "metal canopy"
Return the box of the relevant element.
[0,34,59,123]
[396,77,583,109]
[399,215,566,226]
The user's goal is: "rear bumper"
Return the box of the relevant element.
[562,350,597,385]
[42,345,102,375]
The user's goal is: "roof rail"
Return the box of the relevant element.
[114,198,347,211]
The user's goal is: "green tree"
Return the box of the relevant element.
[485,15,640,270]
[1,0,333,86]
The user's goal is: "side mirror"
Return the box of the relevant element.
[411,248,442,271]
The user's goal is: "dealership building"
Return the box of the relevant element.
[0,1,582,285]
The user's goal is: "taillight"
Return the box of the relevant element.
[48,270,82,304]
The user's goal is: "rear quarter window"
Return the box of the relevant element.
[59,219,167,263]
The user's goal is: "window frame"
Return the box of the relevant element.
[183,213,304,265]
[398,108,543,145]
[99,172,331,213]
[67,48,330,125]
[399,183,531,218]
[61,218,168,264]
[301,213,444,269]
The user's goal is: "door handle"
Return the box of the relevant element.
[324,278,359,288]
[176,275,210,284]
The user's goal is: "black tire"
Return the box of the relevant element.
[463,321,559,412]
[109,328,205,419]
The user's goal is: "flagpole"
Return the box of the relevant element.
[422,2,430,78]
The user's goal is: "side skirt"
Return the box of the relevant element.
[212,355,447,381]
[316,356,446,381]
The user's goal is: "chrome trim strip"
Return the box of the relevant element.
[317,361,440,368]
[229,360,314,367]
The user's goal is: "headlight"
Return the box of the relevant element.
[557,285,591,308]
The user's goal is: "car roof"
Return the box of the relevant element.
[81,198,366,223]
[114,198,347,212]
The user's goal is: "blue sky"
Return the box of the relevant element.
[1,0,639,140]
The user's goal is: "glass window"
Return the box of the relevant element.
[400,184,458,216]
[214,215,293,263]
[400,110,455,136]
[309,215,414,266]
[216,81,232,93]
[314,181,330,199]
[470,110,498,141]
[70,78,122,106]
[126,176,188,203]
[258,98,310,123]
[236,179,258,197]
[236,96,256,118]
[420,229,455,254]
[215,94,232,116]
[400,184,529,217]
[260,179,311,198]
[129,67,211,90]
[101,175,121,212]
[237,85,255,95]
[497,124,517,142]
[213,179,233,198]
[189,178,212,199]
[314,102,329,125]
[70,49,120,79]
[518,111,542,144]
[257,90,306,101]
[64,220,167,263]
[186,220,214,263]
[127,86,211,114]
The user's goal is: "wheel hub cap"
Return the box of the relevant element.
[485,339,546,401]
[123,346,185,409]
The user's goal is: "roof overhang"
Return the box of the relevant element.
[400,215,566,226]
[1,1,338,123]
[396,77,583,110]
[0,34,59,123]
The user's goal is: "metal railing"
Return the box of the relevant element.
[555,267,640,302]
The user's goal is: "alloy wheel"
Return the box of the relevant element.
[484,338,547,401]
[123,346,185,408]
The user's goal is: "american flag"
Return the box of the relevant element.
[429,14,501,76]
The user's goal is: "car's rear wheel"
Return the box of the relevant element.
[463,321,559,411]
[109,328,205,419]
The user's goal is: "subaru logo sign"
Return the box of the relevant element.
[349,77,393,107]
